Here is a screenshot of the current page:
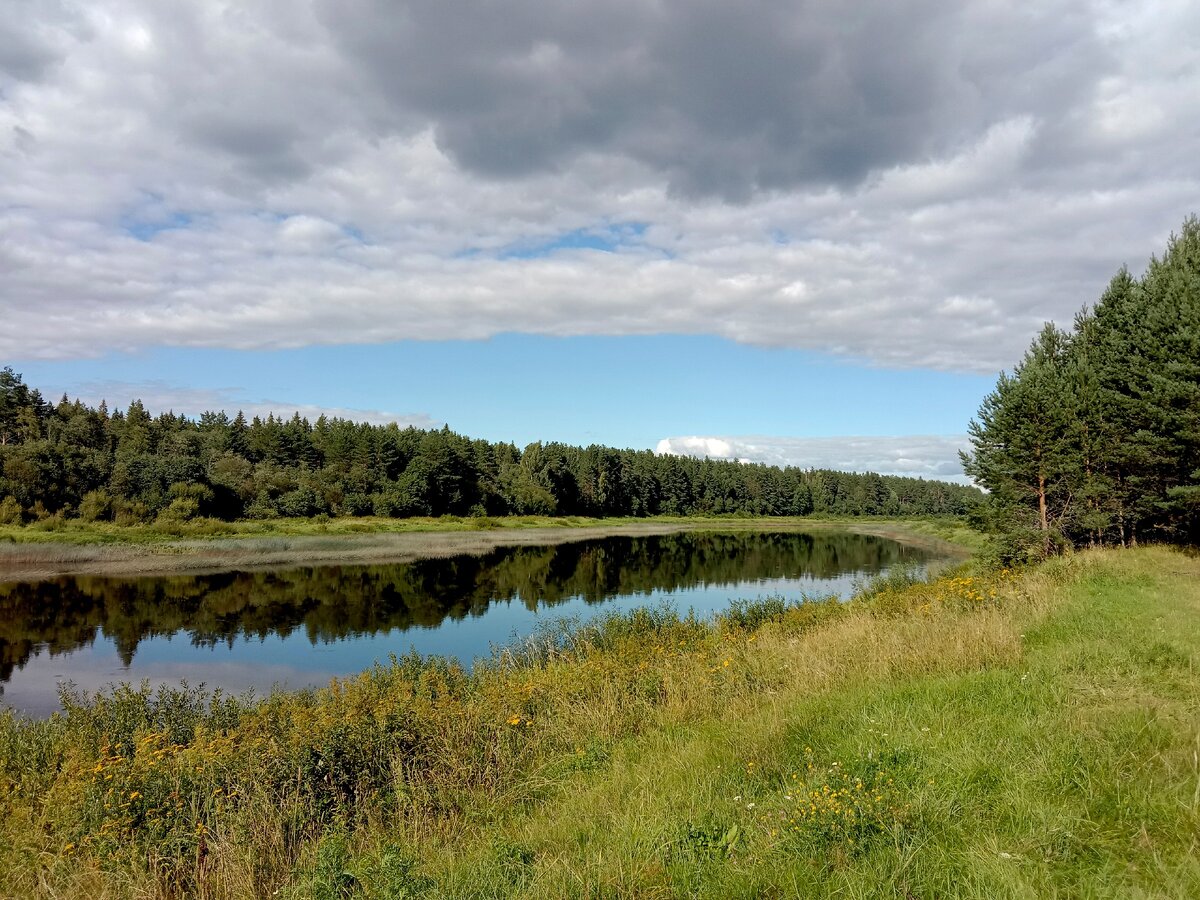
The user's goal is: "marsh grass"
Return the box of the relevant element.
[0,513,979,551]
[0,514,717,546]
[0,515,976,586]
[2,547,1197,897]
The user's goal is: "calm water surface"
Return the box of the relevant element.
[0,530,933,716]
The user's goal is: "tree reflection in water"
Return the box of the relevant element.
[1,531,928,687]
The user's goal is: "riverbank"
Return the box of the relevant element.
[0,515,976,582]
[2,545,1196,898]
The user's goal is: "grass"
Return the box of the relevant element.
[0,515,977,582]
[1,546,1197,897]
[0,513,619,546]
[0,513,981,548]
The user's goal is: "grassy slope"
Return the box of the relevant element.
[413,548,1200,899]
[1,546,1196,898]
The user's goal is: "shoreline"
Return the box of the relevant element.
[0,518,972,583]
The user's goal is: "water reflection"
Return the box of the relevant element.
[1,530,929,714]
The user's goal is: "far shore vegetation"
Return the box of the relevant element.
[0,365,981,537]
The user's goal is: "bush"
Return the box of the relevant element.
[78,489,114,522]
[28,512,67,532]
[339,492,373,517]
[720,595,791,631]
[851,562,925,600]
[278,486,322,518]
[113,499,152,526]
[245,495,280,520]
[157,497,200,523]
[0,495,21,525]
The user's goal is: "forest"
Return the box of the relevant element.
[963,215,1200,558]
[0,370,980,525]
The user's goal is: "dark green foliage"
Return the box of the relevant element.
[674,821,741,859]
[0,368,981,525]
[964,215,1200,558]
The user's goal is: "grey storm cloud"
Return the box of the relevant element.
[1,0,1198,370]
[0,2,83,82]
[319,0,1112,198]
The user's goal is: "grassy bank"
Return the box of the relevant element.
[0,514,656,546]
[0,514,982,547]
[2,546,1197,898]
[0,515,978,582]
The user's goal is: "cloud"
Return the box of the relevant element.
[320,0,1113,198]
[1,1,1198,372]
[656,434,972,484]
[60,380,440,429]
[0,1,85,83]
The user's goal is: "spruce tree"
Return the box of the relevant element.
[1138,217,1200,540]
[962,324,1075,559]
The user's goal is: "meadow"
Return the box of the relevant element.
[1,542,1197,898]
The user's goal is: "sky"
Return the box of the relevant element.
[2,1,1198,484]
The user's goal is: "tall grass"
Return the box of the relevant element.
[0,513,981,548]
[2,547,1196,898]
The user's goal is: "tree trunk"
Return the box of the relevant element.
[1038,472,1051,556]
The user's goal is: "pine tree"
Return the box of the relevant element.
[962,324,1076,559]
[1138,217,1200,540]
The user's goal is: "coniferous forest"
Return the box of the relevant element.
[963,215,1200,558]
[0,369,980,526]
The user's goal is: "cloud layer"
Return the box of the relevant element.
[656,435,971,483]
[2,1,1198,371]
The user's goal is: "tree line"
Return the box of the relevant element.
[962,215,1199,559]
[0,369,980,525]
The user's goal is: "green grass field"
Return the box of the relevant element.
[1,544,1196,898]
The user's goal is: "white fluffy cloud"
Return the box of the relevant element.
[2,1,1198,372]
[656,435,971,483]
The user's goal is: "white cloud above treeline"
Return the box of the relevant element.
[656,435,972,484]
[1,1,1198,372]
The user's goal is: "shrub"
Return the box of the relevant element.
[278,487,322,518]
[245,495,280,520]
[339,492,373,517]
[113,499,152,526]
[78,489,114,522]
[157,497,200,523]
[720,595,791,631]
[0,495,22,524]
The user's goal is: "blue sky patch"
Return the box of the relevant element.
[477,222,649,260]
[120,211,195,242]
